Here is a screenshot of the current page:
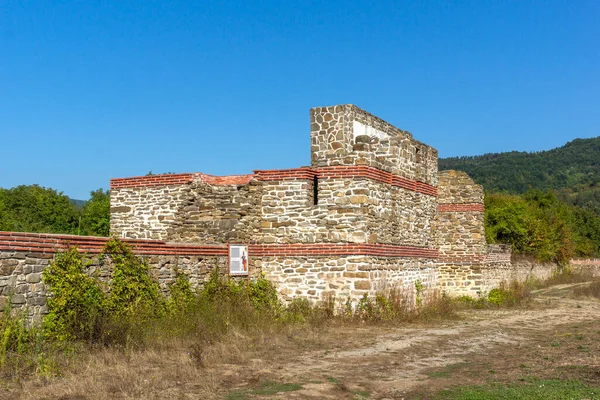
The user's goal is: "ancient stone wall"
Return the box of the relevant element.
[570,259,600,277]
[434,170,488,295]
[258,256,437,303]
[0,232,227,318]
[110,173,254,241]
[310,105,438,186]
[166,179,261,244]
[105,104,582,303]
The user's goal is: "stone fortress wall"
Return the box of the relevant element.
[4,104,591,315]
[107,104,549,302]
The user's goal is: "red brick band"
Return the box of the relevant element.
[254,166,438,197]
[253,168,316,181]
[438,203,484,213]
[111,166,437,196]
[570,259,600,266]
[110,173,195,189]
[0,232,437,259]
[0,232,227,256]
[198,174,254,185]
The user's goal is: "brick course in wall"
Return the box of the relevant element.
[0,104,571,315]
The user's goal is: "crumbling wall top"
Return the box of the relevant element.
[310,104,438,186]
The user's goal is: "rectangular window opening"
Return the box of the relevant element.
[313,175,319,205]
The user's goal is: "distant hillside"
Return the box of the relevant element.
[439,137,600,213]
[70,198,86,208]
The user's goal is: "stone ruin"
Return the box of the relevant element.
[7,104,563,318]
[109,104,514,302]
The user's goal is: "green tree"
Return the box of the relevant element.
[485,189,600,263]
[0,193,10,231]
[81,189,110,236]
[0,185,79,233]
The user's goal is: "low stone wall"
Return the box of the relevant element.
[481,261,556,292]
[4,230,599,319]
[0,232,227,318]
[570,259,600,277]
[258,255,437,303]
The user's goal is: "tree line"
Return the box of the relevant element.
[485,190,600,263]
[0,185,109,236]
[439,137,600,214]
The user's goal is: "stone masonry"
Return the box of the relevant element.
[0,104,573,315]
[107,104,541,302]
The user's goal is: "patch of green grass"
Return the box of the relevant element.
[354,390,370,398]
[436,379,600,399]
[327,376,340,383]
[226,381,303,399]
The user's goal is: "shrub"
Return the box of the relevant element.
[101,239,165,319]
[167,269,196,314]
[487,280,530,307]
[42,248,105,342]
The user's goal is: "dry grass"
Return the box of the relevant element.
[11,322,362,400]
[4,270,600,399]
[529,267,595,289]
[573,280,600,299]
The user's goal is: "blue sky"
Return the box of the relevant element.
[1,1,598,199]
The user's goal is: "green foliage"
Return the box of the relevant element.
[0,185,110,237]
[487,281,530,307]
[0,306,50,379]
[487,288,507,306]
[485,190,600,262]
[0,185,79,234]
[101,239,165,319]
[414,279,424,306]
[439,137,600,214]
[42,248,106,342]
[247,273,281,313]
[200,267,282,316]
[442,137,600,259]
[167,270,195,313]
[80,189,110,236]
[0,310,31,366]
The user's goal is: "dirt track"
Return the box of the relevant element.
[223,283,600,399]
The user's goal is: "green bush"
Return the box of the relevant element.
[101,239,165,319]
[42,248,105,342]
[167,269,196,314]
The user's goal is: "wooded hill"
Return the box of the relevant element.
[439,137,600,214]
[440,137,600,261]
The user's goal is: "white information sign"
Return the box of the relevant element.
[229,244,249,276]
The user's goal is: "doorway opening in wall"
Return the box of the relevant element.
[313,175,319,205]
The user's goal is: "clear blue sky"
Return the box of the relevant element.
[1,1,598,200]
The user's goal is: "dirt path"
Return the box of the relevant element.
[224,283,600,399]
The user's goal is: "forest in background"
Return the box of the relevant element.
[439,136,600,262]
[439,137,600,214]
[0,185,109,237]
